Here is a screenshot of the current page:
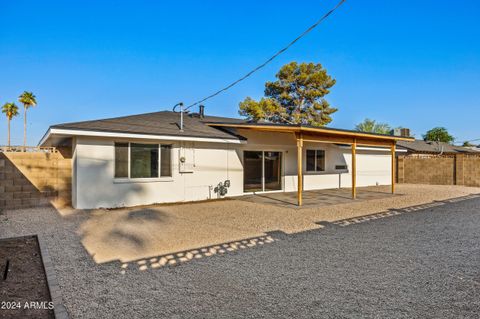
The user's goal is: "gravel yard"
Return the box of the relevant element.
[0,184,479,318]
[76,184,480,263]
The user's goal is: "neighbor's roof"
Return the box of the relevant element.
[41,111,246,144]
[396,140,480,154]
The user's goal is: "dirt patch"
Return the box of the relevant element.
[0,236,54,319]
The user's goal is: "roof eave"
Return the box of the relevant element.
[39,127,246,146]
[205,123,415,142]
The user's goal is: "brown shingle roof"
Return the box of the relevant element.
[397,140,479,154]
[50,111,246,140]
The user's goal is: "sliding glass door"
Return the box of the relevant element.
[264,152,282,191]
[244,151,282,192]
[244,151,263,192]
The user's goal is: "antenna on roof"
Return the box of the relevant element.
[172,102,184,131]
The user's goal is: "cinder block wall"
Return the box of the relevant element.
[464,155,480,187]
[0,150,71,210]
[397,154,480,187]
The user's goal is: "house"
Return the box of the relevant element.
[396,140,480,155]
[463,145,480,153]
[39,108,413,209]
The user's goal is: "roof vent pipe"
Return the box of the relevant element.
[172,102,184,131]
[199,105,205,119]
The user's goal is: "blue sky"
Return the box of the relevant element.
[1,0,479,145]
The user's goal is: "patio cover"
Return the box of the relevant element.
[207,123,414,206]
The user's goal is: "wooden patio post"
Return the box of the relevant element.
[297,134,303,206]
[352,138,357,199]
[391,142,396,194]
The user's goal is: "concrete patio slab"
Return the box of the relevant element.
[238,186,397,208]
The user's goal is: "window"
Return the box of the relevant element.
[131,143,159,178]
[160,145,172,177]
[306,149,325,172]
[114,143,172,179]
[114,143,128,178]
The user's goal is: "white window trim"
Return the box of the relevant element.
[114,142,173,182]
[305,149,326,173]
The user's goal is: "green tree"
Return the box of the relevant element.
[18,91,37,146]
[355,118,391,134]
[462,141,475,147]
[423,127,454,144]
[239,62,337,126]
[2,102,19,146]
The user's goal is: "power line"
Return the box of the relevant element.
[184,0,347,111]
[461,137,480,144]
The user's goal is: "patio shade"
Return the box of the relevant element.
[207,123,414,206]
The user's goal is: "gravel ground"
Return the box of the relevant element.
[0,184,479,318]
[73,184,480,263]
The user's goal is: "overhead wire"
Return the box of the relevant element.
[182,0,347,111]
[462,137,480,143]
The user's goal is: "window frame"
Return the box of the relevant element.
[160,144,173,177]
[114,142,129,178]
[243,149,284,193]
[305,149,326,173]
[114,141,173,182]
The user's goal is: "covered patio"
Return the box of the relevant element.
[208,122,414,206]
[238,186,399,209]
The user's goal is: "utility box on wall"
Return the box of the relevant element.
[179,147,195,173]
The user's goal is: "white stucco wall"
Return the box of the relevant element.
[74,137,244,209]
[73,132,393,209]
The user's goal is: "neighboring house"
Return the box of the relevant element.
[39,109,412,209]
[396,140,480,155]
[462,145,480,153]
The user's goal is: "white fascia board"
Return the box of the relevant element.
[38,128,52,146]
[337,145,408,152]
[39,128,246,146]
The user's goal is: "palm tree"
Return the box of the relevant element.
[2,102,19,147]
[18,91,37,146]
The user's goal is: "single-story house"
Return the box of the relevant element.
[396,140,480,155]
[39,109,413,209]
